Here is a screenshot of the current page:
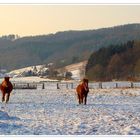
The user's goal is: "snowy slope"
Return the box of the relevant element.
[0,88,140,135]
[7,61,87,80]
[8,65,48,77]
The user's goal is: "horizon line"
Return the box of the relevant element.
[1,22,139,38]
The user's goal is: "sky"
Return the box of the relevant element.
[0,5,140,37]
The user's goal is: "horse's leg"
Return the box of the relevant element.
[6,93,10,103]
[77,94,81,104]
[80,93,83,104]
[84,93,88,105]
[79,94,83,104]
[81,96,83,104]
[2,92,5,102]
[84,96,87,105]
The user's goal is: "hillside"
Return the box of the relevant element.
[7,65,48,77]
[1,23,140,70]
[7,61,87,80]
[86,40,140,81]
[57,61,87,80]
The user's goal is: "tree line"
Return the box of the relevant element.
[1,24,140,70]
[86,40,140,81]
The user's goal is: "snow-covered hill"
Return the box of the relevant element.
[7,61,87,81]
[57,61,87,80]
[7,65,48,78]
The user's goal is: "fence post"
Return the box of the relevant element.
[99,82,102,89]
[66,83,68,89]
[71,83,73,89]
[42,83,45,89]
[57,83,60,89]
[35,84,37,89]
[116,83,118,88]
[131,82,134,88]
[27,83,29,89]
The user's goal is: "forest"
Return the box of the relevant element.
[86,40,140,81]
[1,24,140,70]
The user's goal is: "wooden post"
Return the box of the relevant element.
[27,83,29,89]
[35,84,37,89]
[131,82,134,88]
[116,83,118,88]
[57,83,60,89]
[71,83,73,89]
[99,82,102,89]
[42,83,45,89]
[66,83,68,89]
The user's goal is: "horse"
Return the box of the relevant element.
[0,77,13,103]
[76,78,89,105]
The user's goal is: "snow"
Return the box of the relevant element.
[0,87,140,135]
[0,76,59,84]
[10,76,58,83]
[9,65,47,74]
[7,65,48,77]
[70,70,81,80]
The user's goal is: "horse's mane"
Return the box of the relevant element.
[79,78,89,92]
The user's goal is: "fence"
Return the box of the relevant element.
[13,83,37,89]
[12,81,140,90]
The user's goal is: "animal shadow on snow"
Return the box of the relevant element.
[0,110,31,134]
[0,110,20,121]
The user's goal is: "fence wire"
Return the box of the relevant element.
[12,81,140,90]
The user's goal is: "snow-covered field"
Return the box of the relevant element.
[0,88,140,135]
[0,76,59,83]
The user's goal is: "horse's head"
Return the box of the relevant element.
[82,78,89,92]
[4,76,10,82]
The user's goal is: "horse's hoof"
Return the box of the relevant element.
[5,101,9,104]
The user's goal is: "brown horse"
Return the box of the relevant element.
[76,78,89,105]
[0,77,13,103]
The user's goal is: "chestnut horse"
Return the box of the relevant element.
[0,77,13,103]
[76,78,89,105]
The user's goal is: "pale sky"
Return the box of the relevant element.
[0,5,140,37]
